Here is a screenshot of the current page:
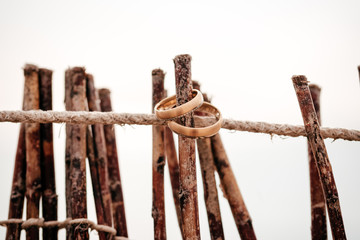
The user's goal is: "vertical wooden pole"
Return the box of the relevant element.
[211,134,256,239]
[308,84,327,240]
[6,123,26,240]
[23,64,41,240]
[64,69,72,240]
[99,88,128,237]
[67,67,89,240]
[174,54,200,240]
[86,74,113,240]
[152,69,166,240]
[164,126,184,238]
[197,137,225,240]
[292,75,346,239]
[39,68,58,240]
[192,81,224,240]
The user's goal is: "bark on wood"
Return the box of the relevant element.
[211,134,256,240]
[164,126,184,238]
[174,54,200,240]
[66,67,89,239]
[308,84,327,240]
[98,88,128,237]
[6,123,26,240]
[197,138,225,240]
[39,68,58,240]
[151,69,166,240]
[64,68,72,240]
[86,126,107,240]
[192,81,224,240]
[86,74,113,240]
[23,64,41,240]
[292,75,346,240]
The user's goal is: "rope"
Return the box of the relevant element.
[0,218,129,239]
[0,110,359,141]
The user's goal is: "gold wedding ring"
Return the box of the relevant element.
[155,89,204,120]
[167,102,223,138]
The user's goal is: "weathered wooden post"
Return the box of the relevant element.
[24,64,41,240]
[6,123,26,240]
[86,74,113,240]
[39,68,58,240]
[99,88,128,237]
[174,54,201,239]
[292,75,346,239]
[65,67,89,239]
[308,84,327,239]
[152,69,167,240]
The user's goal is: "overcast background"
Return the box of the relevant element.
[0,0,359,239]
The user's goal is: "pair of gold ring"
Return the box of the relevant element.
[154,89,223,138]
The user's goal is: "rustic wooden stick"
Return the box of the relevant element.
[211,134,256,239]
[86,126,107,240]
[23,64,42,240]
[174,54,200,239]
[197,137,225,240]
[164,126,184,238]
[86,74,113,240]
[67,67,89,239]
[64,68,73,240]
[308,84,327,240]
[6,123,26,240]
[39,68,58,240]
[292,75,346,239]
[192,82,224,240]
[151,69,166,240]
[98,88,128,237]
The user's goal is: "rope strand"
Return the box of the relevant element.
[0,110,359,141]
[0,218,129,239]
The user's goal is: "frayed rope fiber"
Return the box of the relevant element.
[0,110,359,141]
[0,218,129,239]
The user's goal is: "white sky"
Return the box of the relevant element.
[0,0,359,239]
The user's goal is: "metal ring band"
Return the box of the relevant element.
[167,102,223,138]
[154,89,204,120]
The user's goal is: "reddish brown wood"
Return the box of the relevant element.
[308,84,327,240]
[192,81,224,240]
[86,74,113,240]
[151,69,166,240]
[64,68,73,240]
[292,75,346,240]
[86,126,107,240]
[174,54,200,239]
[211,134,256,240]
[98,88,128,237]
[67,67,89,239]
[39,68,58,240]
[197,137,225,240]
[164,126,184,238]
[6,123,26,240]
[23,64,41,240]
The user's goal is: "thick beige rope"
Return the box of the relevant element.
[0,218,128,239]
[0,110,359,141]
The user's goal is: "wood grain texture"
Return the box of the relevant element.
[99,88,128,237]
[152,69,166,240]
[293,75,346,240]
[174,54,200,240]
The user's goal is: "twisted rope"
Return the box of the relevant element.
[0,110,359,141]
[0,218,128,239]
